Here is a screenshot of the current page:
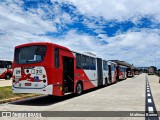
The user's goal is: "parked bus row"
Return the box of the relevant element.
[12,42,137,96]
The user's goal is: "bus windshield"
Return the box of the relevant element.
[15,45,47,64]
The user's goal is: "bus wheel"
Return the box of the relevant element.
[5,74,11,80]
[76,82,83,96]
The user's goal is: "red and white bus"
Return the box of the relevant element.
[127,68,134,77]
[117,65,127,80]
[12,42,118,96]
[0,60,12,80]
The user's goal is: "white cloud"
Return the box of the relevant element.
[1,27,160,68]
[52,29,160,68]
[0,1,160,69]
[65,0,160,22]
[0,2,56,35]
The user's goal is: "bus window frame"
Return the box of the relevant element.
[54,48,60,68]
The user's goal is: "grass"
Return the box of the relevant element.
[0,86,41,103]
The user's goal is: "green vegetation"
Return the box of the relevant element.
[0,86,40,103]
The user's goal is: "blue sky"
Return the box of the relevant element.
[0,0,160,68]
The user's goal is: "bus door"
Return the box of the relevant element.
[124,68,127,79]
[108,65,112,84]
[97,58,103,86]
[116,66,119,81]
[63,56,74,93]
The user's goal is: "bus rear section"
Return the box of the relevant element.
[0,60,12,80]
[118,65,127,80]
[12,43,53,95]
[134,69,139,75]
[148,67,154,75]
[127,68,134,77]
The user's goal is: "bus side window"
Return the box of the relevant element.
[0,61,2,68]
[0,61,4,68]
[82,55,86,69]
[103,61,107,71]
[92,58,96,70]
[6,61,12,69]
[54,48,60,68]
[76,53,82,69]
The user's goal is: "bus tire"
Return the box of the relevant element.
[5,73,11,80]
[76,82,83,96]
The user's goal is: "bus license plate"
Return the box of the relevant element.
[25,83,31,86]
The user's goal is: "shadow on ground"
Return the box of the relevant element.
[8,76,135,106]
[9,87,103,106]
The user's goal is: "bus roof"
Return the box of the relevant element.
[107,61,117,65]
[15,42,70,51]
[119,65,127,68]
[0,59,13,62]
[15,42,97,58]
[72,50,97,58]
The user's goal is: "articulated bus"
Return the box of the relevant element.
[0,60,12,79]
[12,42,121,96]
[117,65,127,80]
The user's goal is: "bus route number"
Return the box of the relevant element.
[16,70,21,74]
[36,70,42,75]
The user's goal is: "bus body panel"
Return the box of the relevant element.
[103,70,107,85]
[84,70,98,87]
[111,63,117,83]
[102,60,108,85]
[0,68,9,78]
[107,61,117,84]
[12,66,48,88]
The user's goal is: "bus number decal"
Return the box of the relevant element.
[16,70,21,74]
[36,70,42,75]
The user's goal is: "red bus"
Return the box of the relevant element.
[12,42,115,96]
[0,60,12,80]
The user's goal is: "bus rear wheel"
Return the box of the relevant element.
[5,74,11,80]
[76,82,83,96]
